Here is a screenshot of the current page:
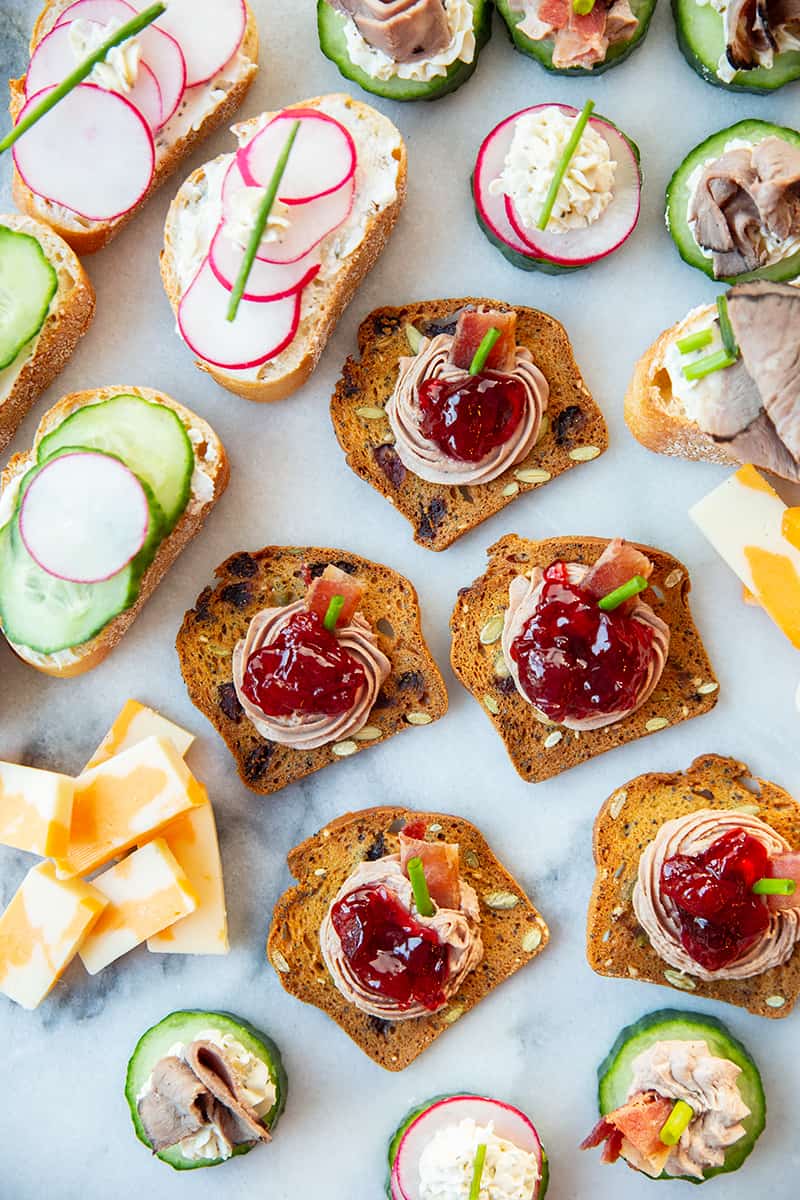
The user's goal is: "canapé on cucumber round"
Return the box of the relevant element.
[0,224,57,369]
[496,0,657,73]
[672,0,800,91]
[126,1010,287,1171]
[597,1009,766,1183]
[317,0,492,100]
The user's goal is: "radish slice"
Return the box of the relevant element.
[394,1096,544,1200]
[208,224,321,300]
[474,110,539,259]
[390,1164,404,1200]
[27,22,163,131]
[240,109,357,205]
[19,451,150,584]
[129,0,246,86]
[55,0,187,126]
[13,84,154,221]
[222,155,355,264]
[178,259,301,369]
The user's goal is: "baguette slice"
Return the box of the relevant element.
[0,213,95,453]
[9,1,260,255]
[176,546,447,795]
[450,534,719,783]
[588,754,800,1019]
[160,94,407,402]
[267,806,550,1071]
[0,386,229,678]
[331,298,609,551]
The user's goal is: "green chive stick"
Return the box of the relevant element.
[468,1144,488,1200]
[469,327,501,376]
[598,575,649,612]
[573,0,597,13]
[716,294,739,359]
[537,100,595,232]
[682,349,737,381]
[753,878,796,896]
[323,594,345,632]
[407,856,435,917]
[659,1100,694,1147]
[677,329,712,355]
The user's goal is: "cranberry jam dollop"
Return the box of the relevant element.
[660,829,771,972]
[241,610,366,718]
[417,372,526,463]
[509,561,657,724]
[330,883,449,1011]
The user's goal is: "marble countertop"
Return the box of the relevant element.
[1,2,799,1197]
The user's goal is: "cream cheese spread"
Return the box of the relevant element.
[418,1117,540,1200]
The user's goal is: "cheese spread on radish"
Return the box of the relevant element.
[418,1117,540,1200]
[68,17,142,94]
[342,0,476,81]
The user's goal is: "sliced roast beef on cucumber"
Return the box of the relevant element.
[496,0,657,73]
[672,0,800,91]
[598,1009,766,1182]
[317,0,492,101]
[126,1010,287,1172]
[0,224,57,369]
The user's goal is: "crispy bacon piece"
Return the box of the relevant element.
[582,538,654,610]
[768,851,800,911]
[449,309,518,374]
[399,827,462,909]
[580,1117,624,1163]
[581,1093,674,1176]
[305,564,364,628]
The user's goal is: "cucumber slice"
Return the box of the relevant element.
[496,0,657,74]
[125,1010,287,1172]
[597,1009,766,1183]
[317,0,492,101]
[37,393,194,533]
[666,120,800,283]
[0,224,58,369]
[672,0,800,91]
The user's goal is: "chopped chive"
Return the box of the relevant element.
[468,1143,487,1200]
[659,1100,694,1147]
[676,329,713,355]
[537,99,595,232]
[407,856,435,917]
[227,119,301,322]
[598,574,649,613]
[716,294,739,359]
[682,349,737,381]
[753,877,796,896]
[573,0,596,12]
[469,327,501,376]
[404,323,424,355]
[0,2,166,155]
[323,594,345,632]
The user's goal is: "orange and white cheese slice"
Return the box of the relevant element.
[78,839,198,975]
[0,762,74,858]
[84,700,195,771]
[54,736,204,879]
[0,863,106,1009]
[690,464,800,650]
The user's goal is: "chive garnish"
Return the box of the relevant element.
[598,575,649,613]
[226,119,301,322]
[323,594,345,632]
[682,349,737,381]
[676,329,713,355]
[537,99,595,232]
[572,0,596,12]
[469,327,501,376]
[753,878,797,896]
[407,856,435,917]
[0,2,166,155]
[659,1100,694,1147]
[716,294,739,359]
[404,323,424,355]
[468,1143,487,1200]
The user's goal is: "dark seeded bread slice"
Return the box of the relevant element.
[588,754,800,1019]
[330,299,609,552]
[267,806,550,1071]
[176,547,448,795]
[450,534,719,783]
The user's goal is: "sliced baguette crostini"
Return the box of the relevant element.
[330,298,608,551]
[0,386,229,678]
[588,755,800,1019]
[450,535,719,783]
[161,94,407,402]
[9,0,260,255]
[267,807,550,1071]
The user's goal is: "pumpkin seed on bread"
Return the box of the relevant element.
[176,546,447,795]
[588,755,800,1019]
[267,806,550,1071]
[450,534,719,783]
[330,299,608,551]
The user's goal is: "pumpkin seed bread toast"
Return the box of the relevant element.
[267,806,550,1071]
[330,299,609,551]
[450,535,719,783]
[588,755,800,1019]
[176,547,447,795]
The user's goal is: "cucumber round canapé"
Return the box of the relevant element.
[666,119,800,283]
[0,224,57,369]
[598,1009,766,1183]
[672,0,800,91]
[126,1010,287,1171]
[496,0,657,73]
[316,0,492,101]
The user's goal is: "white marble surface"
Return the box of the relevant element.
[1,2,800,1197]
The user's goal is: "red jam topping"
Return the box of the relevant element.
[242,610,365,718]
[509,561,656,723]
[330,883,449,1011]
[417,373,526,462]
[660,829,770,971]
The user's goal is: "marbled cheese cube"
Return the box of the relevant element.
[0,763,74,858]
[84,700,194,771]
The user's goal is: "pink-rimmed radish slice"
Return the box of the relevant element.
[128,0,246,86]
[240,109,357,205]
[208,224,321,301]
[390,1164,404,1200]
[55,0,186,126]
[474,110,540,259]
[26,21,163,131]
[19,452,150,584]
[222,156,355,264]
[394,1095,545,1200]
[13,84,154,221]
[178,259,301,370]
